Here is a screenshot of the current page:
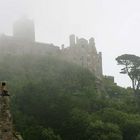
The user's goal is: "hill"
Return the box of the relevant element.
[0,54,140,140]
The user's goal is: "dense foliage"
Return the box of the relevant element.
[0,54,140,140]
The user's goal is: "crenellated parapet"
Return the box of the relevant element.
[61,34,103,79]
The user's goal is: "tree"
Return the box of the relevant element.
[42,128,62,140]
[116,54,140,95]
[86,120,122,140]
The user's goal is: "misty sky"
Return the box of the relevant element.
[0,0,140,87]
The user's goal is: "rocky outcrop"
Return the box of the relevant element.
[0,96,23,140]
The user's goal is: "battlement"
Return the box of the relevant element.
[62,35,103,78]
[69,34,96,48]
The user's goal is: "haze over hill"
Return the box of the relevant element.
[0,0,140,87]
[0,53,138,140]
[0,53,136,140]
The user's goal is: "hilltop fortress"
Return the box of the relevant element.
[0,17,103,78]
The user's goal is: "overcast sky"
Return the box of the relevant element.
[0,0,140,87]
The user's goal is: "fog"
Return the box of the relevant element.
[0,0,140,87]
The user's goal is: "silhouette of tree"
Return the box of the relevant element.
[116,54,140,95]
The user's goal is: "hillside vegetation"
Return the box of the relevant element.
[0,54,140,140]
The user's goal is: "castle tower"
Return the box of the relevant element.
[89,37,95,46]
[69,34,75,47]
[97,52,103,78]
[13,17,35,42]
[89,37,97,54]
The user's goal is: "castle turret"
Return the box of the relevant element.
[13,17,35,42]
[69,34,75,47]
[97,52,103,78]
[76,36,79,44]
[89,37,95,46]
[61,44,64,50]
[89,37,97,54]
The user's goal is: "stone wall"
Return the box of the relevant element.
[0,35,60,57]
[0,96,23,140]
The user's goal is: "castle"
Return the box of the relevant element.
[0,17,103,78]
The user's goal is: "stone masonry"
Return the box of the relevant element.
[0,96,13,140]
[0,96,23,140]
